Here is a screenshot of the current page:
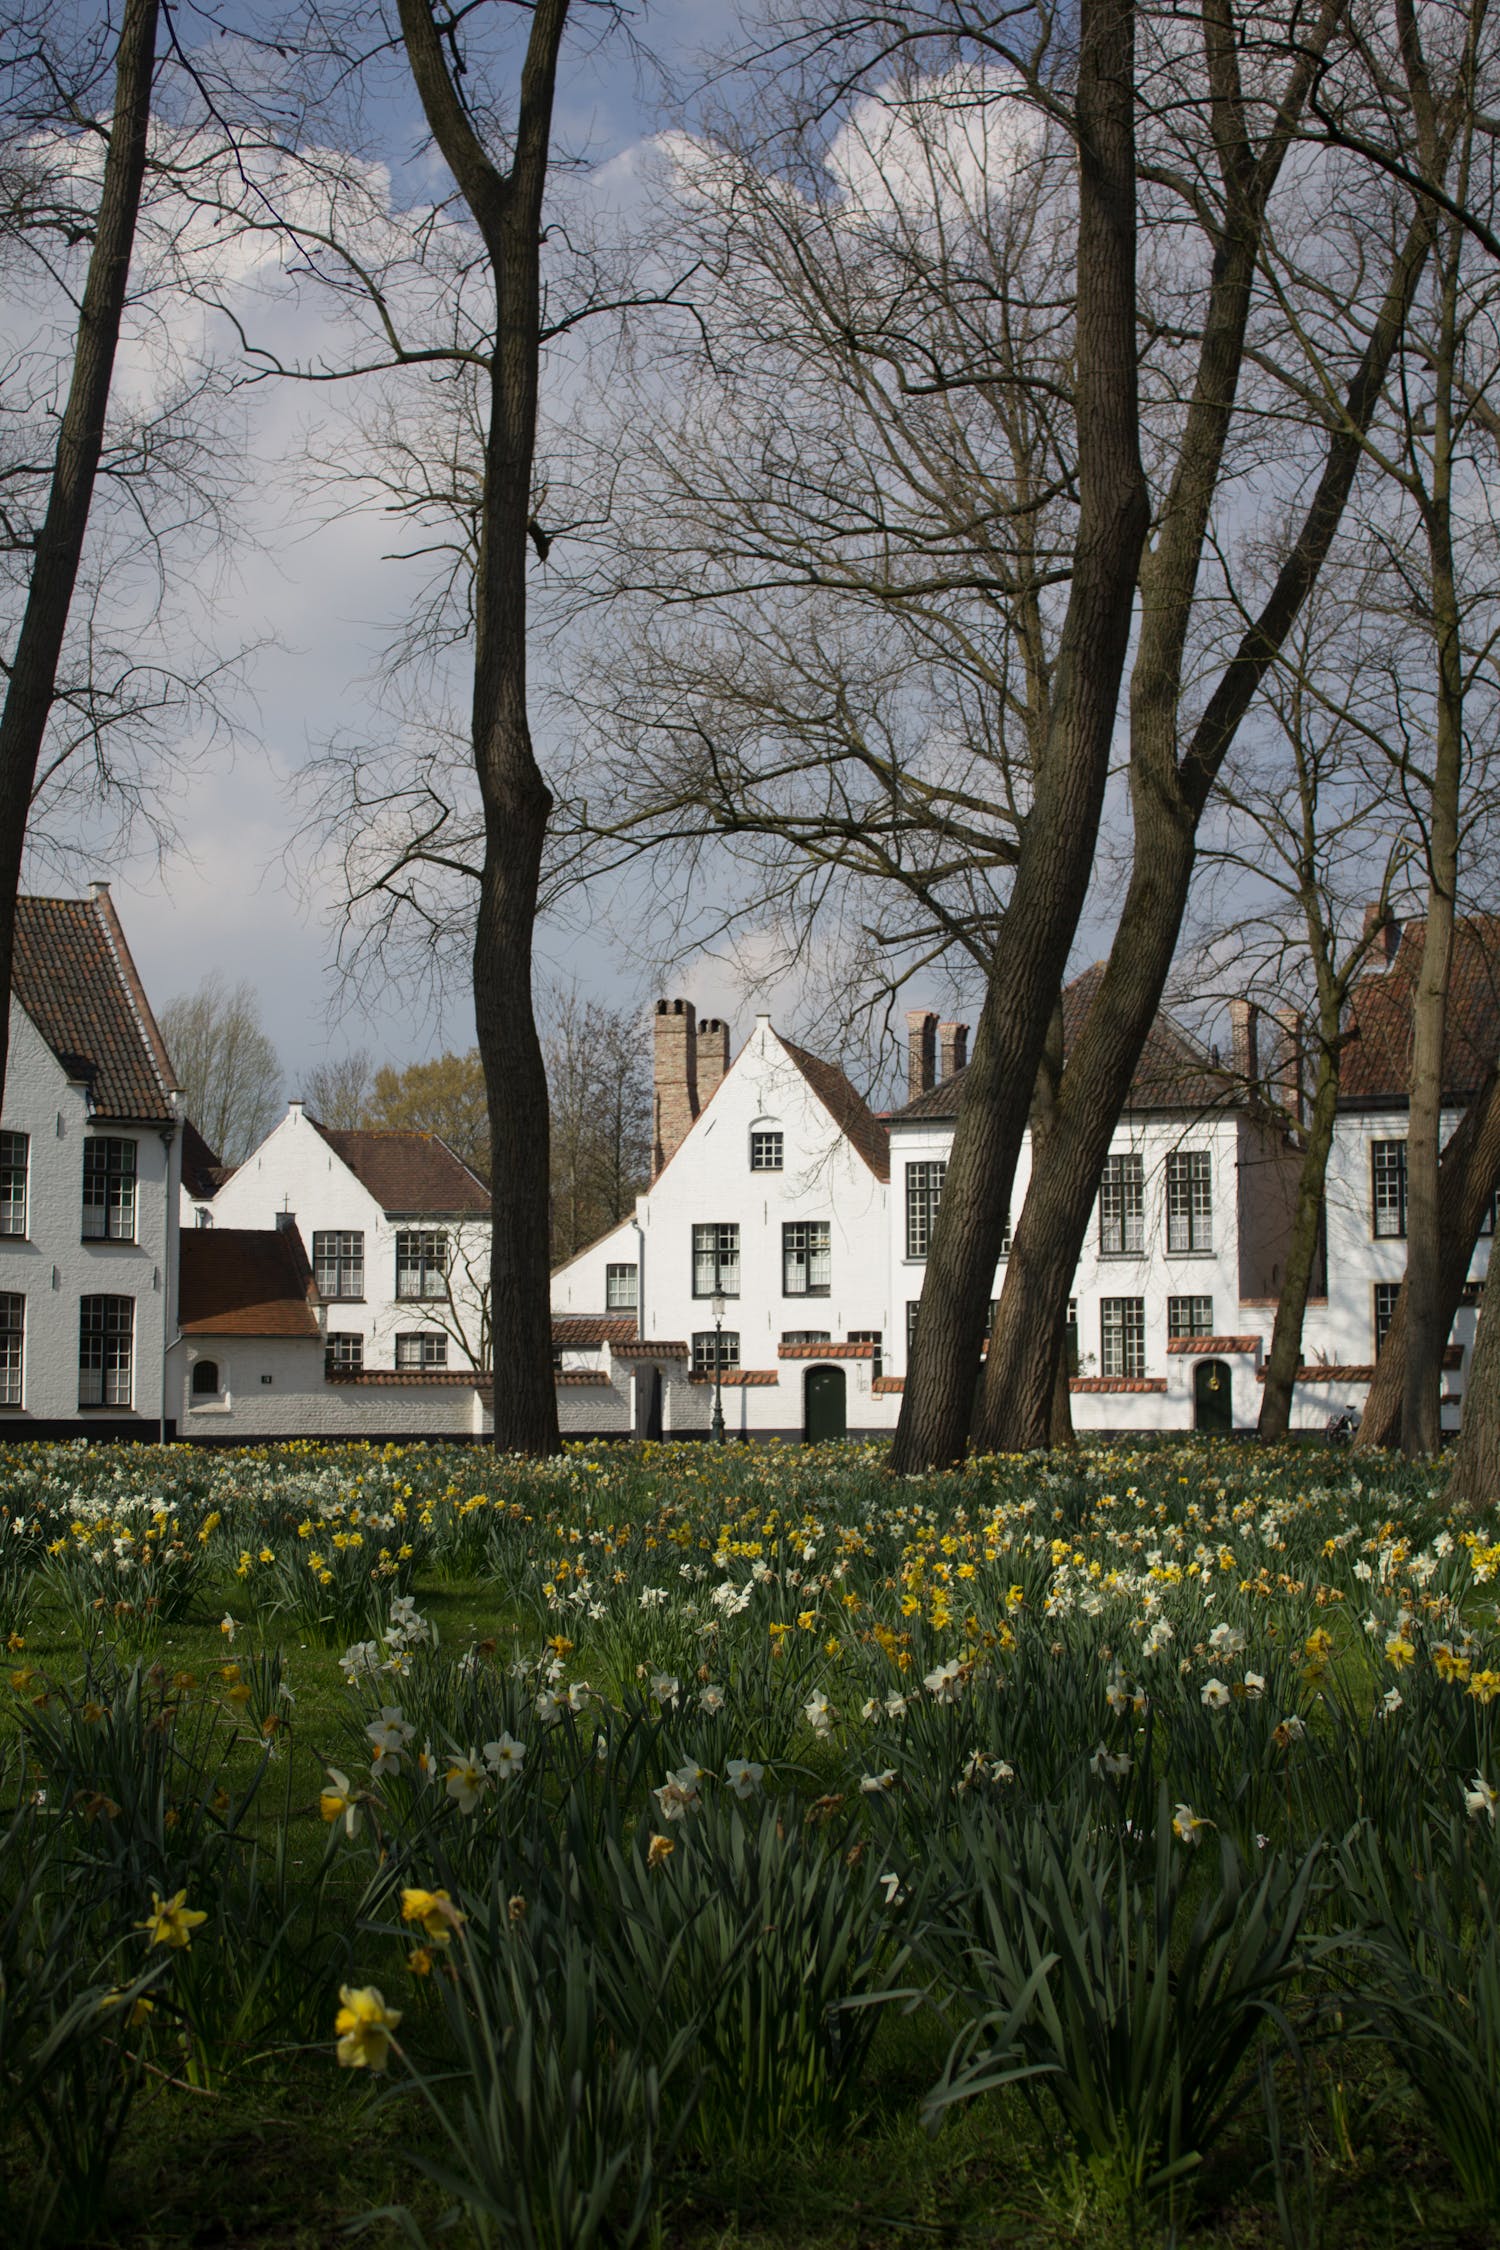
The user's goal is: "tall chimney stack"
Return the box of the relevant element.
[938,1021,969,1079]
[696,1017,731,1105]
[1229,998,1259,1090]
[1273,1004,1304,1128]
[1362,901,1401,963]
[906,1011,937,1102]
[653,999,699,1174]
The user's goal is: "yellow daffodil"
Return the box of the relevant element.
[139,1889,207,1950]
[334,1985,401,2071]
[400,1886,463,1945]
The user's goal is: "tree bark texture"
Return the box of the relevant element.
[1257,1035,1340,1440]
[891,0,1148,1471]
[396,0,567,1455]
[1443,1243,1500,1510]
[976,192,1438,1455]
[0,0,159,1114]
[1357,1058,1500,1448]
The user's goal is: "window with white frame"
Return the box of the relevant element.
[905,1161,946,1259]
[605,1262,638,1310]
[0,1294,22,1405]
[79,1295,132,1407]
[692,1222,740,1296]
[396,1331,448,1370]
[396,1231,449,1300]
[1371,1140,1407,1238]
[313,1230,364,1300]
[1374,1280,1401,1354]
[1098,1153,1144,1256]
[1100,1297,1146,1378]
[1165,1150,1213,1252]
[750,1129,783,1172]
[692,1329,740,1373]
[849,1328,883,1378]
[906,1299,921,1353]
[783,1220,831,1296]
[82,1138,136,1241]
[325,1332,363,1375]
[0,1134,27,1237]
[1168,1295,1215,1339]
[782,1330,831,1346]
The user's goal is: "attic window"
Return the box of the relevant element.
[750,1129,783,1172]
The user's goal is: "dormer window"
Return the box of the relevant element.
[750,1128,784,1172]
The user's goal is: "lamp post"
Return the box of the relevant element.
[710,1291,727,1445]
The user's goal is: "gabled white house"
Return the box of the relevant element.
[0,885,182,1433]
[208,1103,492,1377]
[550,1000,892,1437]
[887,975,1306,1432]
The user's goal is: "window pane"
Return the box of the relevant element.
[1374,1281,1401,1353]
[905,1162,946,1259]
[1100,1297,1146,1379]
[325,1333,363,1374]
[692,1330,740,1373]
[396,1332,447,1369]
[0,1134,27,1237]
[692,1223,739,1296]
[1098,1155,1144,1255]
[82,1139,137,1241]
[1166,1151,1213,1252]
[1168,1295,1215,1339]
[1372,1141,1407,1237]
[0,1293,22,1405]
[396,1231,448,1299]
[313,1230,364,1299]
[79,1295,132,1407]
[783,1220,831,1296]
[750,1130,783,1171]
[605,1263,638,1309]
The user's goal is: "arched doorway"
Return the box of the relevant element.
[1193,1358,1232,1435]
[804,1365,847,1442]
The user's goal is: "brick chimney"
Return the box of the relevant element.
[697,1017,731,1105]
[1228,998,1259,1090]
[653,999,699,1174]
[906,1010,937,1102]
[1362,901,1401,963]
[1273,1004,1303,1127]
[938,1020,969,1079]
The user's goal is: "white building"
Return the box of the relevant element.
[550,1002,892,1438]
[209,1101,492,1377]
[0,885,183,1434]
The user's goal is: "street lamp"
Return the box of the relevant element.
[710,1291,727,1445]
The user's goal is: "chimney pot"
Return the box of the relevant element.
[1229,998,1259,1089]
[938,1020,969,1079]
[653,997,699,1175]
[905,1010,938,1102]
[697,1016,731,1105]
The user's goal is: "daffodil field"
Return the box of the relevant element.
[0,1436,1498,2246]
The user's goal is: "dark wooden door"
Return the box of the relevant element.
[804,1365,847,1442]
[1194,1359,1232,1435]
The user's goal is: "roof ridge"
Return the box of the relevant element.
[87,886,179,1107]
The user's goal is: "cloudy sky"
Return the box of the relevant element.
[25,0,755,1091]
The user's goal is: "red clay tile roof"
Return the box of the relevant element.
[326,1368,491,1386]
[610,1339,690,1358]
[891,964,1229,1125]
[1167,1335,1261,1355]
[552,1316,638,1348]
[1257,1346,1462,1382]
[310,1122,490,1215]
[688,1369,781,1385]
[1069,1376,1169,1393]
[181,1119,226,1201]
[13,889,177,1122]
[179,1227,320,1339]
[554,1371,613,1387]
[872,1374,906,1393]
[778,1036,891,1181]
[1340,917,1500,1107]
[778,1340,876,1358]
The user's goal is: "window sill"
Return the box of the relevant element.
[783,1290,832,1300]
[691,1292,740,1301]
[1164,1249,1216,1260]
[81,1237,140,1248]
[322,1295,366,1305]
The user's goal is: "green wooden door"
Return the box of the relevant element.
[1194,1359,1232,1435]
[804,1366,847,1443]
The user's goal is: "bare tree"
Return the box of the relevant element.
[160,971,283,1163]
[302,1049,375,1130]
[543,987,652,1259]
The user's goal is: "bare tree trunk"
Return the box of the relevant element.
[977,201,1437,1454]
[891,0,1148,1471]
[396,0,565,1455]
[1358,1058,1500,1446]
[1258,1036,1339,1439]
[1445,1256,1500,1509]
[1402,356,1464,1452]
[0,0,159,1112]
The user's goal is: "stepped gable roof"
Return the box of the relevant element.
[12,888,177,1122]
[180,1119,227,1200]
[889,963,1228,1124]
[179,1226,320,1338]
[1340,916,1500,1107]
[777,1035,890,1181]
[310,1122,490,1216]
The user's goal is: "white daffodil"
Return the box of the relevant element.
[1381,1687,1403,1718]
[1465,1773,1499,1823]
[482,1732,526,1783]
[1242,1673,1266,1699]
[653,1762,703,1821]
[878,1870,905,1907]
[859,1769,898,1794]
[444,1752,489,1814]
[1201,1678,1231,1711]
[804,1689,833,1737]
[1173,1802,1211,1846]
[319,1767,361,1838]
[1090,1744,1131,1780]
[725,1757,763,1799]
[1208,1622,1245,1659]
[924,1658,964,1704]
[648,1671,679,1707]
[699,1683,725,1714]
